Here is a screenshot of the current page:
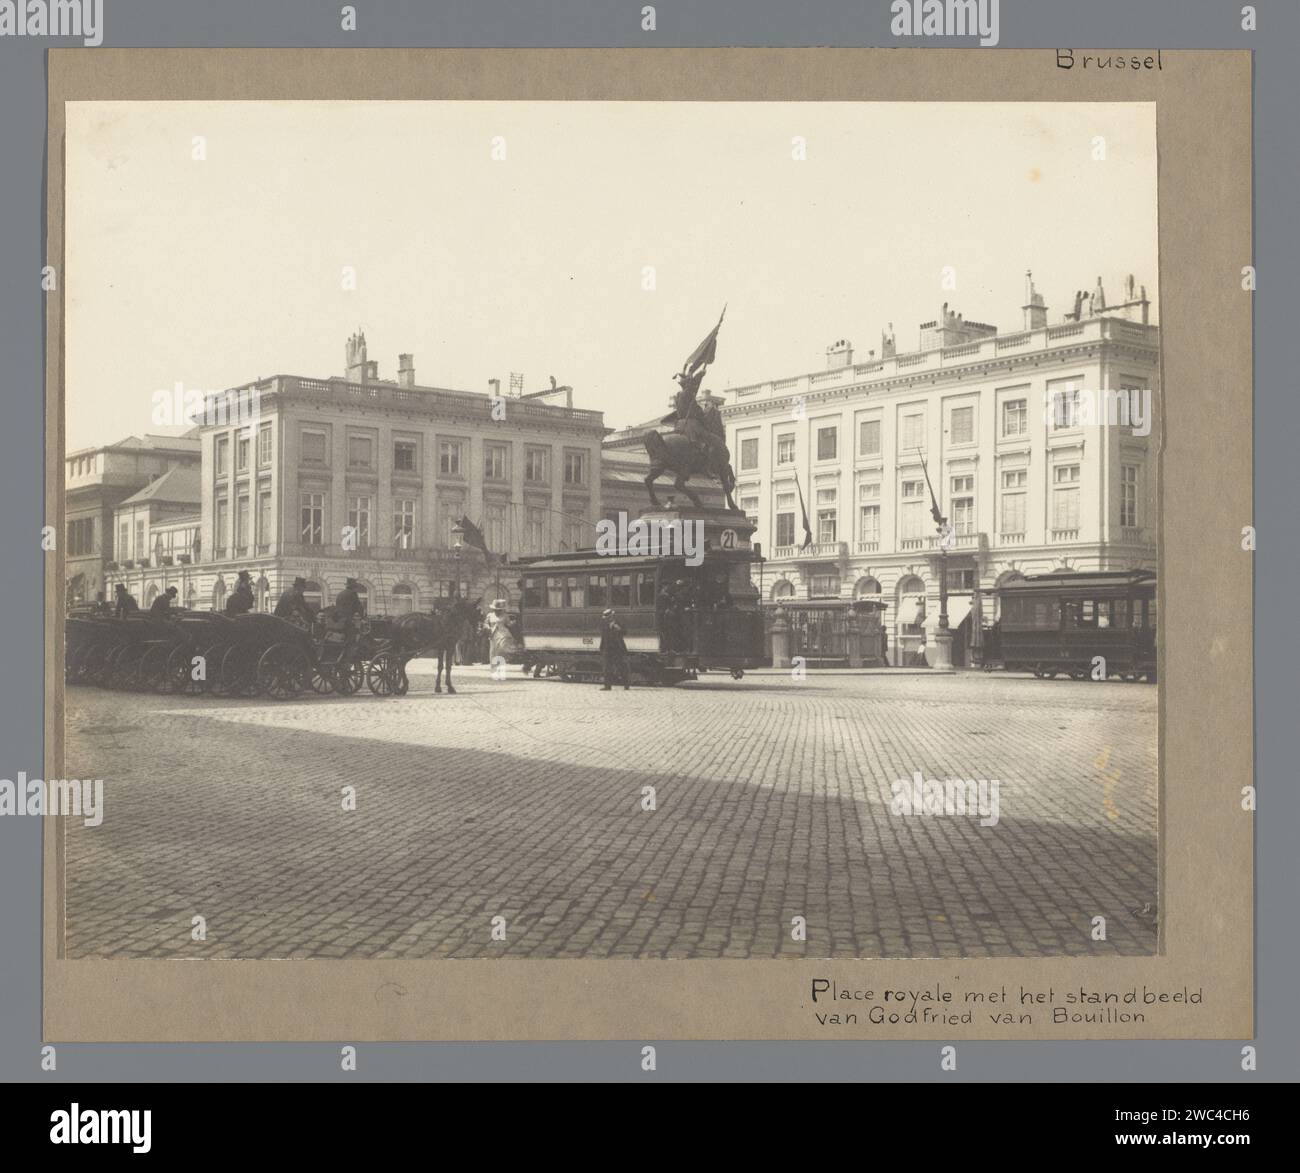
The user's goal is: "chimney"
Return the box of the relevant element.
[488,378,501,398]
[825,338,854,369]
[398,353,415,388]
[1022,270,1048,330]
[345,329,368,382]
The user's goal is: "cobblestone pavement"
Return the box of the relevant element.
[62,669,1158,960]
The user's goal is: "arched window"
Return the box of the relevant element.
[391,584,414,615]
[144,584,159,608]
[771,580,795,601]
[185,584,196,611]
[256,575,271,612]
[212,577,227,613]
[854,576,882,599]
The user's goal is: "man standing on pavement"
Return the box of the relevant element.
[600,607,630,691]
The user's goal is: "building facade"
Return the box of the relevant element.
[64,434,201,607]
[104,334,608,616]
[722,273,1160,666]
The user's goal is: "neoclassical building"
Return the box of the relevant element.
[103,334,608,616]
[721,272,1159,666]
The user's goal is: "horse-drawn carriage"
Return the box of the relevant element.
[64,597,483,700]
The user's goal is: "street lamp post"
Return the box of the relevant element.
[930,515,956,672]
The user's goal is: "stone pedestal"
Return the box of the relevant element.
[845,612,863,669]
[928,628,955,672]
[769,607,791,668]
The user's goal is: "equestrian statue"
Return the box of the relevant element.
[643,307,739,512]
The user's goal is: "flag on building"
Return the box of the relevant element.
[794,472,813,551]
[456,516,490,555]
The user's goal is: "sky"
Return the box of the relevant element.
[65,100,1158,450]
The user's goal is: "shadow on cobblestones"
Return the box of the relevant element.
[62,678,1158,961]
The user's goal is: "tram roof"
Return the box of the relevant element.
[510,550,691,573]
[997,569,1156,594]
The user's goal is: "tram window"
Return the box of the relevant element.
[588,575,607,608]
[637,573,657,607]
[1114,599,1128,627]
[566,576,586,608]
[610,573,632,607]
[546,577,564,608]
[521,578,543,609]
[1147,596,1157,629]
[1097,600,1112,628]
[1079,600,1097,627]
[1131,600,1145,628]
[1034,600,1061,629]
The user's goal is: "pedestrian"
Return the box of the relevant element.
[225,570,255,616]
[149,585,178,615]
[275,576,314,626]
[600,607,630,691]
[113,583,139,618]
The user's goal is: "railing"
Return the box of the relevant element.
[996,333,1030,350]
[856,540,879,554]
[1121,527,1147,543]
[998,533,1026,545]
[927,532,982,549]
[899,538,924,550]
[1051,528,1080,541]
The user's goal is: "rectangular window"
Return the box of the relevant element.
[236,434,250,472]
[901,482,923,541]
[484,444,508,481]
[1121,464,1138,527]
[301,430,327,464]
[610,573,632,608]
[393,498,415,548]
[776,513,795,546]
[235,496,249,552]
[213,502,227,556]
[859,504,880,542]
[522,578,543,609]
[776,434,796,465]
[739,437,759,470]
[817,510,837,543]
[257,491,272,548]
[1053,464,1080,529]
[816,426,837,461]
[809,574,839,599]
[1052,387,1081,429]
[300,492,324,545]
[525,506,545,553]
[135,519,145,559]
[118,520,130,559]
[566,576,586,609]
[347,495,371,548]
[438,498,464,548]
[562,511,585,550]
[257,425,272,466]
[393,440,417,472]
[439,440,463,477]
[950,405,974,445]
[858,418,881,456]
[563,451,587,486]
[348,434,373,469]
[951,475,975,535]
[215,436,230,476]
[901,413,924,452]
[637,573,657,607]
[1002,398,1028,437]
[485,502,507,551]
[1000,468,1026,533]
[546,576,564,609]
[588,574,607,609]
[524,447,550,483]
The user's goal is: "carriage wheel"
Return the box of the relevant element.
[220,645,260,697]
[309,665,336,694]
[334,659,365,696]
[139,644,172,693]
[165,645,201,694]
[108,643,145,690]
[258,644,309,700]
[366,653,397,696]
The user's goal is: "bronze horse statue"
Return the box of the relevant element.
[643,429,738,512]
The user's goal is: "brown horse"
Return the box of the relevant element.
[384,599,481,694]
[643,430,738,511]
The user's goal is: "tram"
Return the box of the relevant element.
[987,569,1157,681]
[511,544,767,685]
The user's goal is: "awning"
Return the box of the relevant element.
[925,595,973,630]
[896,595,924,626]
